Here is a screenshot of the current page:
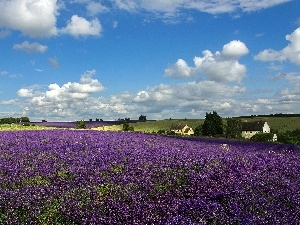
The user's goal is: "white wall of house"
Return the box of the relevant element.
[241,131,259,139]
[262,122,270,133]
[172,125,194,135]
[241,122,270,139]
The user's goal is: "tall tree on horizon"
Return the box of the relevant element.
[202,111,223,136]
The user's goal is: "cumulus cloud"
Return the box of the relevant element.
[0,99,19,105]
[222,40,249,58]
[0,0,59,37]
[164,59,194,78]
[112,0,291,17]
[0,0,291,38]
[44,70,105,100]
[13,41,48,54]
[17,70,106,119]
[165,40,249,83]
[17,88,34,98]
[254,27,300,65]
[61,15,102,37]
[13,69,300,121]
[248,72,300,113]
[14,68,250,121]
[19,70,105,100]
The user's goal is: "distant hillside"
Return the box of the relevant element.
[238,116,300,132]
[21,115,300,133]
[237,113,300,118]
[131,116,300,133]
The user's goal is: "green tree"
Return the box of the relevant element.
[139,115,147,121]
[202,111,223,137]
[194,125,202,136]
[20,117,30,123]
[76,120,86,129]
[225,117,242,138]
[122,122,134,131]
[277,129,300,145]
[0,117,30,124]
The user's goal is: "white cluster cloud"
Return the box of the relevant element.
[0,0,59,37]
[0,0,292,38]
[61,15,102,37]
[15,68,250,120]
[112,0,291,16]
[17,70,106,119]
[19,70,105,100]
[0,0,103,38]
[10,67,300,121]
[255,27,300,65]
[17,88,34,98]
[13,41,48,54]
[164,59,193,79]
[165,40,249,83]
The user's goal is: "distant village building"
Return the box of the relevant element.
[272,133,277,142]
[170,123,194,135]
[241,120,270,139]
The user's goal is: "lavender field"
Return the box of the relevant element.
[0,130,299,224]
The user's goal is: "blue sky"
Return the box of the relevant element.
[1,0,300,121]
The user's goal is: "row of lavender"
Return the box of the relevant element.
[0,130,299,224]
[30,121,124,129]
[31,120,146,129]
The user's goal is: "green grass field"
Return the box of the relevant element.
[0,124,55,131]
[130,117,300,133]
[1,116,300,133]
[131,119,203,133]
[239,117,300,132]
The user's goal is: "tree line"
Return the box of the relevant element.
[193,111,299,145]
[238,113,300,118]
[0,117,30,124]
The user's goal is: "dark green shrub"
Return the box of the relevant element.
[76,120,86,129]
[123,122,134,131]
[193,125,202,136]
[250,133,273,142]
[157,130,166,135]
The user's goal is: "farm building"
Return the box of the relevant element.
[241,120,270,139]
[170,123,194,135]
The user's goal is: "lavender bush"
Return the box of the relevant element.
[0,130,299,224]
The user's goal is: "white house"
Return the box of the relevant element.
[241,120,270,139]
[170,123,194,135]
